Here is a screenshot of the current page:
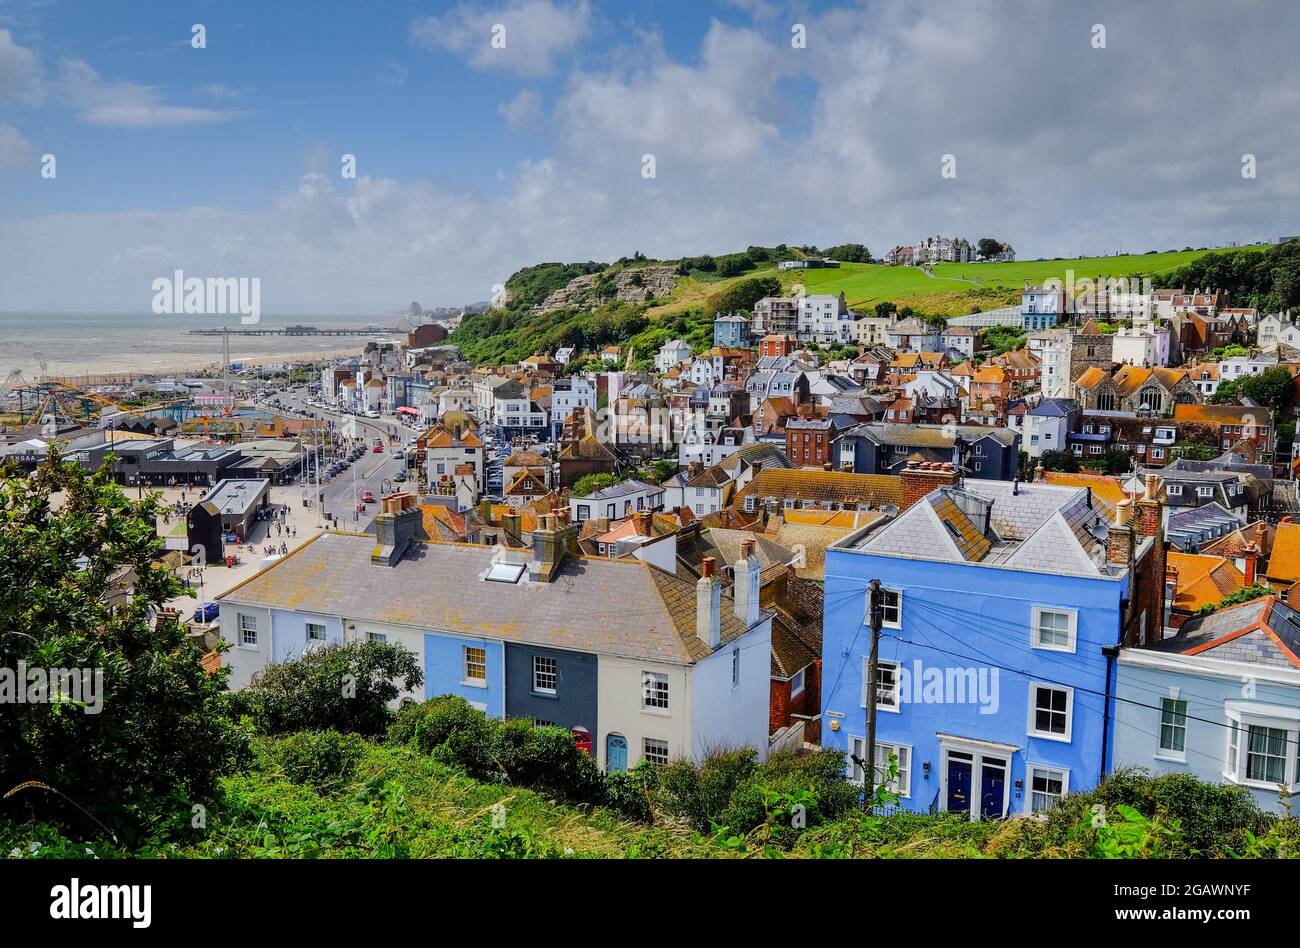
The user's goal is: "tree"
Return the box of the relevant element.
[573,472,620,497]
[823,243,872,263]
[237,640,422,738]
[1098,449,1132,474]
[977,238,1002,260]
[1038,449,1080,473]
[874,301,897,319]
[704,275,781,317]
[0,452,249,839]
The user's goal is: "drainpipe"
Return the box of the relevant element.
[1100,643,1120,777]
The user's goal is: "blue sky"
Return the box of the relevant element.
[1,0,1298,312]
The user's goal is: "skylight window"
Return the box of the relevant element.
[485,562,526,584]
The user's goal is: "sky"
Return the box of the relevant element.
[0,0,1297,314]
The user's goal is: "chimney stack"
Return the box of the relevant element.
[1107,499,1135,570]
[733,538,762,626]
[1244,523,1264,586]
[372,492,422,566]
[638,510,654,536]
[899,459,960,510]
[1135,473,1162,537]
[531,512,576,582]
[697,557,722,648]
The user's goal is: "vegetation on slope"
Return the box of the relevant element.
[454,245,1273,368]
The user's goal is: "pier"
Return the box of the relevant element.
[187,325,403,337]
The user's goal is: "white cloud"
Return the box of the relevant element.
[59,59,247,127]
[0,28,42,105]
[0,122,32,169]
[498,87,541,128]
[197,83,250,101]
[410,0,591,78]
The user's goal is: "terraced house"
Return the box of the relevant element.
[218,497,773,772]
[822,468,1166,818]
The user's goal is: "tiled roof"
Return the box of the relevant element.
[1167,552,1246,612]
[1040,472,1128,507]
[1148,596,1300,670]
[1074,366,1108,390]
[220,533,756,665]
[856,480,1123,578]
[1265,521,1300,584]
[1173,404,1271,426]
[734,468,903,508]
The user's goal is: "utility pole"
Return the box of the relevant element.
[864,577,885,809]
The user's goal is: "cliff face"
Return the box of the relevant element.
[535,265,679,315]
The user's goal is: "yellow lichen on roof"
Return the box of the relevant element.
[1040,472,1127,507]
[1167,552,1245,612]
[1266,521,1300,584]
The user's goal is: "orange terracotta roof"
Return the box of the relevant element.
[1265,521,1300,584]
[1167,552,1246,613]
[1074,366,1107,390]
[1040,472,1128,507]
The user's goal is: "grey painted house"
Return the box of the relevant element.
[832,422,1020,480]
[505,643,598,741]
[1115,596,1300,813]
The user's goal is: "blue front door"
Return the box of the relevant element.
[946,757,971,815]
[606,734,628,773]
[980,760,1008,819]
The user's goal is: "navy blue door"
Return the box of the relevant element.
[946,759,971,814]
[980,762,1007,818]
[606,734,628,773]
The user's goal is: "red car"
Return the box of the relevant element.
[361,490,375,503]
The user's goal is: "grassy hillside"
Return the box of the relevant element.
[5,732,1295,860]
[452,245,1274,367]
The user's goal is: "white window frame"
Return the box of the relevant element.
[1030,605,1077,654]
[462,645,488,687]
[862,658,900,713]
[1027,682,1074,743]
[1223,704,1300,791]
[642,671,670,713]
[790,667,805,698]
[1157,695,1188,763]
[866,586,902,630]
[1025,764,1070,816]
[643,737,670,766]
[367,631,388,644]
[238,613,258,648]
[305,622,326,642]
[846,736,912,799]
[532,654,558,695]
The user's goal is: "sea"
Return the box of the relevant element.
[0,311,412,381]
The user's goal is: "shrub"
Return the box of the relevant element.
[492,718,606,802]
[268,731,366,791]
[245,641,423,737]
[652,748,760,831]
[605,762,657,821]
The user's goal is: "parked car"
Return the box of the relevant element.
[192,602,220,623]
[361,490,375,503]
[394,470,407,482]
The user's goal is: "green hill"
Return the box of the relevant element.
[452,244,1276,367]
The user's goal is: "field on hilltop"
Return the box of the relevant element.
[453,244,1274,366]
[797,248,1271,310]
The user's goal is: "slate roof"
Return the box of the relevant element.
[1148,596,1300,670]
[853,480,1127,578]
[219,533,757,665]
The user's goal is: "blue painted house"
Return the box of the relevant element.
[1115,595,1300,813]
[821,464,1165,818]
[219,499,774,772]
[713,312,752,348]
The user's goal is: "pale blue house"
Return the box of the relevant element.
[1115,595,1300,813]
[822,464,1165,818]
[713,312,751,348]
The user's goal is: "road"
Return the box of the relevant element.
[265,390,417,531]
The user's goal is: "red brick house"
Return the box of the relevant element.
[763,563,823,743]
